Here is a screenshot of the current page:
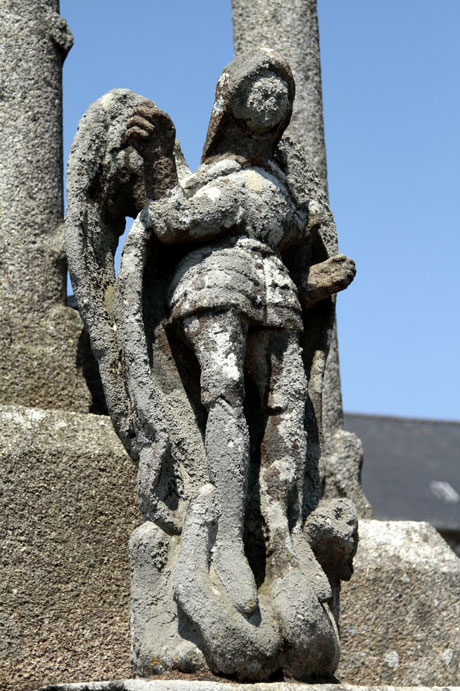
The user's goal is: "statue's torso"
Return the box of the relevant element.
[168,160,307,330]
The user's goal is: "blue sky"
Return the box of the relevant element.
[61,1,460,421]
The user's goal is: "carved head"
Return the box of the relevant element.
[201,49,295,164]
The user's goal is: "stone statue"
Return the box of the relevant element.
[66,49,358,682]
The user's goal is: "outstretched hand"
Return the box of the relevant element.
[302,254,356,308]
[125,100,176,160]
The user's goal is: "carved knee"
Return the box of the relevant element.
[200,368,244,409]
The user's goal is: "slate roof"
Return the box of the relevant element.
[344,413,460,531]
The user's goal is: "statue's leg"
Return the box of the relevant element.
[183,310,257,616]
[256,329,308,576]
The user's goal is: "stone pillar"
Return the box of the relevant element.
[232,0,370,516]
[0,0,95,412]
[233,0,327,193]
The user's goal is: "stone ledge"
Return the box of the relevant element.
[39,681,460,691]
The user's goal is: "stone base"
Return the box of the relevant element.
[0,404,140,691]
[338,520,460,685]
[39,681,460,690]
[3,404,459,690]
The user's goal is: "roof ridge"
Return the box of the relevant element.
[344,411,460,426]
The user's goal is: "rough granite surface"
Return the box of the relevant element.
[338,521,460,686]
[0,405,140,691]
[0,0,93,411]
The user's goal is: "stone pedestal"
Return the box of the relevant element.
[39,682,460,690]
[3,407,459,690]
[0,405,139,691]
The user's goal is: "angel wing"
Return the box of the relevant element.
[66,89,150,458]
[66,89,195,530]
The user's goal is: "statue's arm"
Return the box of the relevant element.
[298,200,356,308]
[126,102,241,245]
[301,254,356,308]
[148,179,241,245]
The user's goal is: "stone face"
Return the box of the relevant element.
[232,0,327,190]
[338,520,460,686]
[0,405,139,691]
[0,0,94,412]
[65,51,358,682]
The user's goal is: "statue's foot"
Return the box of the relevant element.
[212,540,258,616]
[271,568,339,679]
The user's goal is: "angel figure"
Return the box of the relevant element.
[66,49,358,681]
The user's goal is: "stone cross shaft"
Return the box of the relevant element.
[0,0,72,320]
[0,1,95,411]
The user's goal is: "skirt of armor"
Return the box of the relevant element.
[168,236,303,331]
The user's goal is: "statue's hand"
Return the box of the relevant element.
[302,254,356,308]
[320,254,356,290]
[125,101,176,160]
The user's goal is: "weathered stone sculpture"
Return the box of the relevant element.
[66,49,358,682]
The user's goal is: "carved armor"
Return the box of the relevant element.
[167,160,307,330]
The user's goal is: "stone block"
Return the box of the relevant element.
[0,405,140,691]
[338,520,460,685]
[0,306,98,413]
[38,681,460,690]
